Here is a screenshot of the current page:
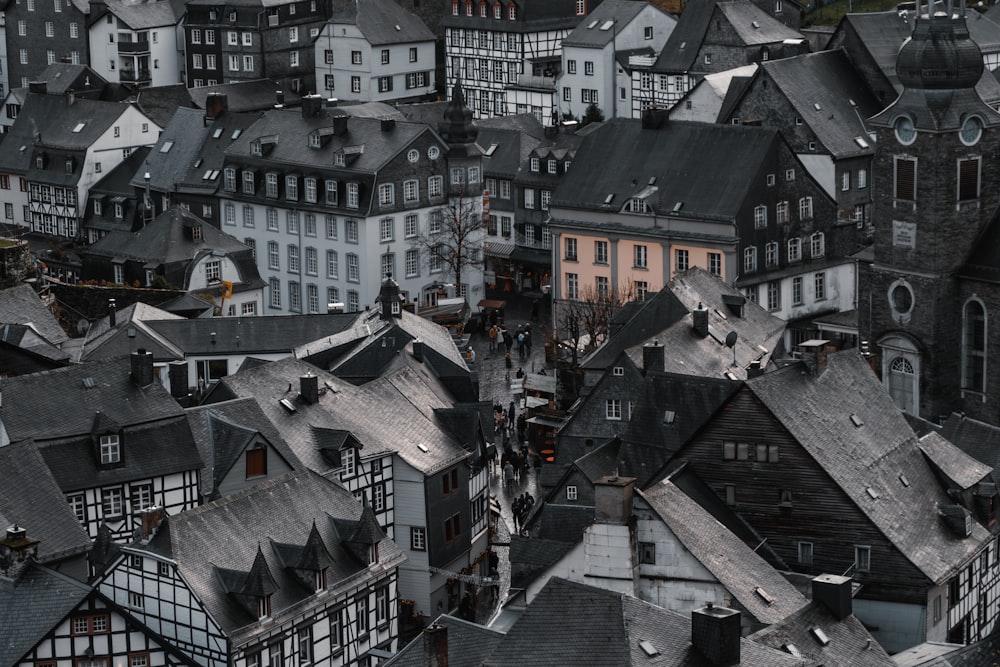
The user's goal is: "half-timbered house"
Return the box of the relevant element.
[96,470,405,667]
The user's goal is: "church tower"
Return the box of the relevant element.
[861,0,1000,421]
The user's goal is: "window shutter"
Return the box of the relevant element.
[895,157,916,200]
[959,159,979,201]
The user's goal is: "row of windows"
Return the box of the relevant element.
[746,272,826,311]
[451,0,518,20]
[21,20,80,37]
[223,170,446,208]
[744,233,824,273]
[268,278,360,313]
[18,49,82,66]
[753,197,814,229]
[566,60,595,76]
[67,481,155,523]
[449,57,520,85]
[447,28,519,52]
[894,155,981,202]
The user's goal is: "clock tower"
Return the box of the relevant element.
[861,0,1000,421]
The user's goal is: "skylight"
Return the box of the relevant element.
[783,643,803,658]
[899,474,910,487]
[600,19,614,30]
[159,141,174,153]
[603,193,615,205]
[850,413,864,427]
[663,410,675,424]
[587,19,598,28]
[212,128,224,139]
[810,627,831,646]
[813,103,822,111]
[72,122,86,133]
[866,486,880,500]
[485,143,498,156]
[854,136,870,148]
[417,443,429,452]
[231,129,242,139]
[638,641,659,657]
[279,398,297,413]
[754,586,774,605]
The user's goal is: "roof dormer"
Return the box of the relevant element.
[250,135,277,157]
[271,522,334,593]
[215,545,279,620]
[91,411,124,468]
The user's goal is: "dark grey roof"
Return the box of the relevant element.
[386,615,504,667]
[754,49,880,158]
[0,323,70,364]
[33,63,107,96]
[440,0,601,32]
[894,633,1000,667]
[939,412,1000,485]
[135,84,194,129]
[103,0,180,28]
[0,440,93,563]
[715,1,802,46]
[749,599,895,667]
[562,0,655,48]
[185,397,304,496]
[551,119,780,219]
[188,80,297,113]
[481,577,808,667]
[0,357,186,443]
[639,477,807,626]
[137,469,403,635]
[509,536,576,589]
[533,503,594,542]
[582,288,687,370]
[0,284,68,345]
[651,0,720,73]
[747,351,993,584]
[0,563,92,667]
[331,0,434,45]
[79,302,185,362]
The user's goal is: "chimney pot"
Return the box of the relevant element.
[642,339,665,374]
[412,338,424,362]
[692,303,709,338]
[691,604,741,666]
[423,624,449,667]
[130,348,155,387]
[300,373,319,405]
[108,298,117,328]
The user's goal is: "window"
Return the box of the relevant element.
[380,253,395,279]
[378,183,394,207]
[799,196,813,220]
[347,254,359,282]
[524,188,535,209]
[442,468,459,495]
[709,253,721,276]
[841,171,850,191]
[404,214,418,238]
[405,249,419,277]
[594,240,608,264]
[72,613,111,636]
[634,245,648,268]
[206,259,222,283]
[767,281,779,311]
[305,247,318,276]
[270,278,281,309]
[675,249,689,273]
[351,50,362,65]
[964,300,986,392]
[854,545,871,572]
[346,218,359,242]
[810,232,825,258]
[567,60,577,75]
[606,399,622,420]
[585,61,594,75]
[639,542,655,564]
[243,206,254,227]
[289,26,298,42]
[576,0,585,14]
[45,21,53,36]
[206,30,215,44]
[429,175,443,197]
[288,245,300,273]
[959,157,981,201]
[564,237,577,261]
[347,183,360,208]
[754,205,767,229]
[566,272,579,299]
[895,156,917,201]
[403,179,419,203]
[103,488,123,517]
[765,242,778,268]
[566,485,578,500]
[444,513,461,542]
[243,55,254,71]
[242,31,252,46]
[775,200,789,225]
[100,434,121,464]
[229,55,240,71]
[858,168,868,189]
[268,241,280,270]
[242,170,255,195]
[68,493,85,522]
[722,441,749,460]
[597,276,609,298]
[326,250,339,278]
[814,272,826,301]
[798,541,813,565]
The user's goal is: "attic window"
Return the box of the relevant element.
[251,142,263,156]
[484,143,498,156]
[754,586,774,605]
[100,434,121,464]
[309,134,322,148]
[810,627,831,646]
[232,129,242,139]
[866,486,879,500]
[72,122,86,133]
[587,19,598,28]
[159,141,174,152]
[194,159,203,168]
[612,366,624,376]
[854,136,869,149]
[850,413,863,427]
[663,410,675,424]
[417,443,429,452]
[191,225,203,241]
[603,193,614,205]
[83,377,96,389]
[751,20,760,28]
[813,103,821,111]
[638,641,659,657]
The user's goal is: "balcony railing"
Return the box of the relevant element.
[120,70,151,84]
[117,40,150,54]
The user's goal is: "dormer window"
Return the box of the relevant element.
[65,158,74,174]
[309,134,321,148]
[251,141,262,156]
[391,300,400,314]
[367,543,379,565]
[94,199,102,215]
[257,595,271,619]
[100,434,121,464]
[335,153,346,167]
[246,445,266,478]
[530,157,540,172]
[114,202,124,219]
[35,154,46,169]
[192,225,203,241]
[313,568,327,591]
[625,198,649,214]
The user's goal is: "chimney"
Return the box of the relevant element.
[797,339,831,376]
[747,359,764,378]
[300,373,319,405]
[28,81,48,95]
[422,624,448,667]
[811,574,852,620]
[594,474,635,525]
[641,106,668,130]
[276,90,285,107]
[691,604,741,666]
[131,348,155,387]
[0,524,40,577]
[412,338,424,362]
[66,88,75,105]
[108,298,117,327]
[332,114,349,136]
[205,92,228,119]
[302,93,323,119]
[380,117,396,132]
[938,503,973,537]
[692,303,709,338]
[139,506,166,543]
[642,339,664,374]
[168,360,189,399]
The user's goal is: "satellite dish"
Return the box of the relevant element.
[725,331,738,348]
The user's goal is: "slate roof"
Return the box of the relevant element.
[748,599,895,667]
[331,0,434,45]
[185,397,303,496]
[639,477,807,626]
[562,0,653,48]
[188,79,301,113]
[533,503,595,542]
[894,633,1000,666]
[650,0,718,73]
[0,357,186,442]
[135,84,194,129]
[101,0,181,29]
[480,577,809,667]
[79,302,185,362]
[386,615,504,667]
[715,1,802,46]
[582,288,688,370]
[751,49,880,158]
[918,431,992,491]
[938,412,1000,484]
[440,0,598,32]
[217,357,470,476]
[136,469,403,635]
[0,323,70,364]
[0,563,92,667]
[508,536,577,589]
[747,351,993,584]
[0,284,68,345]
[551,118,779,221]
[32,63,107,96]
[0,440,92,563]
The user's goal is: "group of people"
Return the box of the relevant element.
[487,321,534,361]
[512,492,535,533]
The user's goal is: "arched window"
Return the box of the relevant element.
[508,2,517,20]
[493,1,501,18]
[881,335,920,415]
[479,1,487,17]
[465,0,473,16]
[889,357,915,413]
[963,299,986,393]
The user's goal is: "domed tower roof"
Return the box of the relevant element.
[438,80,478,145]
[896,4,982,91]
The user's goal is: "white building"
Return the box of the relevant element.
[87,0,184,89]
[314,0,435,103]
[557,0,675,121]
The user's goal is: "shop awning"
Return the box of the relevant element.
[527,415,564,428]
[511,246,552,265]
[484,241,516,258]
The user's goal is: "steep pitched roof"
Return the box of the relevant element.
[651,0,718,73]
[551,119,780,221]
[137,470,403,635]
[332,0,434,45]
[563,0,656,48]
[387,615,504,667]
[747,351,992,584]
[101,0,181,29]
[639,477,807,626]
[0,323,70,364]
[715,1,802,46]
[0,284,68,345]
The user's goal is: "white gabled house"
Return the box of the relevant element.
[87,0,184,89]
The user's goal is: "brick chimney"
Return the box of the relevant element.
[797,339,833,376]
[594,474,635,525]
[692,303,709,338]
[811,574,852,620]
[300,373,319,405]
[205,92,228,119]
[301,93,323,119]
[131,348,155,387]
[332,114,349,136]
[642,339,664,374]
[412,338,424,362]
[691,603,741,666]
[423,623,448,667]
[168,360,189,398]
[139,506,166,543]
[0,524,40,577]
[108,298,117,327]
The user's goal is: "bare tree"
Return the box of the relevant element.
[409,196,483,294]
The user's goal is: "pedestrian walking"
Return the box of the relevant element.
[512,496,522,532]
[524,330,532,357]
[488,324,497,351]
[508,401,516,428]
[503,461,515,491]
[531,298,539,321]
[504,330,514,353]
[505,351,512,371]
